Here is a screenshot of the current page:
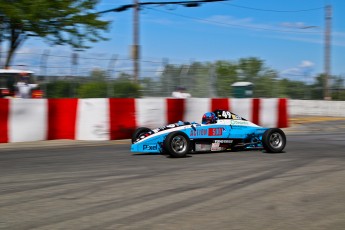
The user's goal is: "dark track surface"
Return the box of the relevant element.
[1,127,345,229]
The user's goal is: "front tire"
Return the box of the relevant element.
[132,127,152,143]
[262,128,286,153]
[163,131,190,158]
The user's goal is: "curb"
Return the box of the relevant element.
[0,139,131,151]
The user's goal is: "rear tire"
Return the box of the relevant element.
[164,131,190,158]
[262,128,286,153]
[132,127,152,144]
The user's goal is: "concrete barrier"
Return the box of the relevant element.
[289,100,345,117]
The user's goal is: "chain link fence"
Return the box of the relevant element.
[3,52,345,99]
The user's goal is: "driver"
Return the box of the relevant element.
[201,112,217,124]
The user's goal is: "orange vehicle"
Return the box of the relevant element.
[0,69,43,98]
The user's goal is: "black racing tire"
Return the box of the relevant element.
[262,128,286,153]
[132,127,152,144]
[163,131,190,158]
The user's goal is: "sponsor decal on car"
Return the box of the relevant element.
[214,140,233,143]
[190,129,207,137]
[143,145,158,150]
[230,120,249,126]
[211,143,226,151]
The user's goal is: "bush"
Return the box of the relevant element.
[113,81,142,98]
[46,81,78,98]
[77,82,108,98]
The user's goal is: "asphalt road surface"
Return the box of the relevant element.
[1,121,345,230]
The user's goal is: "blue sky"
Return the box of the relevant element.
[9,0,345,81]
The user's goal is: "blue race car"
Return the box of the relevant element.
[131,110,286,158]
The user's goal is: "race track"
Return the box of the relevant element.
[1,122,345,230]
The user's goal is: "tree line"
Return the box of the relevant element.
[42,57,345,100]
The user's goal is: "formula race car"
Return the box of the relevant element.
[131,110,286,158]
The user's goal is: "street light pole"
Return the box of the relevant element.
[133,0,140,83]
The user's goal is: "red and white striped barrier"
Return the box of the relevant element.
[0,98,288,143]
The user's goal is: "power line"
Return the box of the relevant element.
[218,2,324,13]
[97,0,229,14]
[145,6,322,34]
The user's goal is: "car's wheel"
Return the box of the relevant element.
[262,128,286,153]
[132,127,152,143]
[163,131,190,158]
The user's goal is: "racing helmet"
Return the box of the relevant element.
[202,112,217,124]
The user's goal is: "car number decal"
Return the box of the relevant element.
[208,128,223,136]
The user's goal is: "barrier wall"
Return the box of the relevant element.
[289,100,345,117]
[0,98,289,143]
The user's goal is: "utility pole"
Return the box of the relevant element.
[133,0,140,83]
[0,15,3,68]
[324,4,332,100]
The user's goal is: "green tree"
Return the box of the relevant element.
[214,60,238,97]
[159,64,184,97]
[276,79,290,98]
[0,0,109,67]
[330,75,345,100]
[113,74,142,98]
[238,57,263,83]
[140,77,160,97]
[310,74,324,100]
[90,68,108,82]
[331,90,345,100]
[76,69,108,98]
[187,62,210,97]
[112,81,141,98]
[253,69,279,98]
[46,80,78,98]
[284,80,308,99]
[215,58,278,98]
[331,76,344,89]
[77,81,107,98]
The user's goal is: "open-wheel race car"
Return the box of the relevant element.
[131,110,286,158]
